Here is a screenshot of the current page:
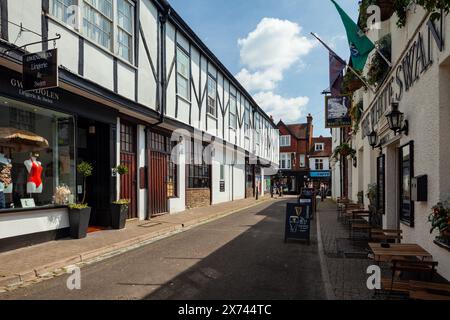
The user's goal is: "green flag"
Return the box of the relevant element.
[331,0,375,71]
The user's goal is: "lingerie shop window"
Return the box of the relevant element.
[0,97,76,210]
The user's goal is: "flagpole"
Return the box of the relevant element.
[375,47,392,67]
[310,32,376,93]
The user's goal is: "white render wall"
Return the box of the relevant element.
[351,8,450,280]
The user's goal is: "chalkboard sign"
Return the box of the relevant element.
[284,203,311,244]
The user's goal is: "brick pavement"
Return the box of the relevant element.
[317,199,377,300]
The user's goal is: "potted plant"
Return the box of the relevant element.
[366,183,377,206]
[111,164,130,230]
[351,100,364,134]
[68,161,93,239]
[429,200,450,245]
[357,191,364,205]
[111,199,130,230]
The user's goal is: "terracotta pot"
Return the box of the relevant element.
[376,0,394,21]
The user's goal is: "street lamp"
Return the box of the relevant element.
[368,130,378,149]
[386,102,408,136]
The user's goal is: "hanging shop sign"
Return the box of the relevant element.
[362,16,444,137]
[325,95,352,128]
[23,49,59,92]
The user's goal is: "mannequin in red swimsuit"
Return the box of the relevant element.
[24,152,43,194]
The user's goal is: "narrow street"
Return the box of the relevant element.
[0,199,327,300]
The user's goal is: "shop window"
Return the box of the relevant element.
[0,97,75,211]
[186,140,210,189]
[167,156,177,198]
[246,160,254,190]
[399,141,414,227]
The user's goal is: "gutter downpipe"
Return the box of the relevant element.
[150,1,171,128]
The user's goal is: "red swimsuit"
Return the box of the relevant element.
[27,160,43,188]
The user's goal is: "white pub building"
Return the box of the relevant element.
[332,5,450,280]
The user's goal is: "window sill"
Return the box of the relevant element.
[0,205,68,215]
[207,113,218,121]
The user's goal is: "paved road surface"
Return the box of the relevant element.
[0,199,326,300]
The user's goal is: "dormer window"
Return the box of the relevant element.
[315,143,324,151]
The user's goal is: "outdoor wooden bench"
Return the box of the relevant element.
[408,280,450,300]
[391,259,439,282]
[370,229,403,243]
[380,278,410,294]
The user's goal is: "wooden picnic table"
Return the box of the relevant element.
[368,243,432,262]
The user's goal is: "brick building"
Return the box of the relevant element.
[309,136,332,190]
[276,115,313,194]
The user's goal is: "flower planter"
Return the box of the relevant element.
[111,203,128,230]
[346,79,364,92]
[68,207,91,239]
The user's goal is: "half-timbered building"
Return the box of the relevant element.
[0,0,279,251]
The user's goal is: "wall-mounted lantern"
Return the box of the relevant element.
[386,102,408,136]
[368,130,378,149]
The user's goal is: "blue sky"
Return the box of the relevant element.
[168,0,359,137]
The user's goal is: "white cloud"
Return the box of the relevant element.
[253,91,309,123]
[234,18,314,123]
[236,18,316,92]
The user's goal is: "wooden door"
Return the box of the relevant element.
[148,131,169,217]
[120,122,137,219]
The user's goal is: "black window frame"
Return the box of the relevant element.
[399,141,414,227]
[186,139,211,189]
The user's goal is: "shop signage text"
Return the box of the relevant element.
[23,49,59,91]
[362,16,444,136]
[10,78,60,104]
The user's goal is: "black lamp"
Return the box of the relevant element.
[368,130,378,149]
[386,102,408,135]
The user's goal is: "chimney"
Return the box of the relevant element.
[307,113,313,124]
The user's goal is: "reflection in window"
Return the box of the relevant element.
[0,97,75,210]
[83,0,113,50]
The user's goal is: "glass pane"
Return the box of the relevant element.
[177,48,189,78]
[0,96,76,210]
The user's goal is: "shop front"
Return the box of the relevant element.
[0,66,117,251]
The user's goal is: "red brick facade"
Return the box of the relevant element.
[277,115,314,171]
